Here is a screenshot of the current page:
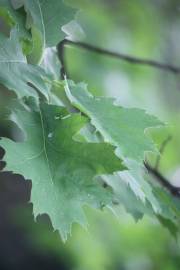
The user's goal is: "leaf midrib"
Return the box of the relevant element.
[37,0,45,50]
[39,107,53,184]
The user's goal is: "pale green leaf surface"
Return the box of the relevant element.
[102,160,162,218]
[153,188,180,237]
[41,47,60,80]
[103,174,153,221]
[23,0,76,63]
[105,173,180,237]
[119,159,161,213]
[0,29,50,99]
[73,108,161,214]
[153,187,180,222]
[11,0,24,9]
[0,101,124,241]
[65,81,163,163]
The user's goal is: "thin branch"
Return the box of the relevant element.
[57,40,68,79]
[145,136,180,198]
[144,162,180,198]
[58,39,180,75]
[57,39,180,199]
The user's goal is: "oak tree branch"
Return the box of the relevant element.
[57,39,180,79]
[57,39,180,198]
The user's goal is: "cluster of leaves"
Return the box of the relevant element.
[0,0,180,241]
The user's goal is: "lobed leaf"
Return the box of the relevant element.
[65,80,163,163]
[0,100,124,240]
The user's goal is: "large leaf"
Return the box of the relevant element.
[0,100,124,240]
[0,29,50,99]
[22,0,76,63]
[65,81,166,218]
[65,81,163,163]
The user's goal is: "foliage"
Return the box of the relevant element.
[0,0,179,241]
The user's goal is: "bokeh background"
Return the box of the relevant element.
[0,0,180,269]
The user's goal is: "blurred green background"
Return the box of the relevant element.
[1,0,180,269]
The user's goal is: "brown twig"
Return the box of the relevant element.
[57,40,68,79]
[57,39,180,199]
[57,39,180,77]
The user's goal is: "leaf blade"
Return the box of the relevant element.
[0,100,124,240]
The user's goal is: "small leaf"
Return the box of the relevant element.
[0,29,50,99]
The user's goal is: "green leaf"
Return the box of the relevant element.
[102,158,162,220]
[157,215,178,238]
[41,48,60,80]
[65,81,163,163]
[0,100,124,241]
[106,172,179,238]
[0,29,50,99]
[153,188,180,237]
[103,174,153,221]
[0,0,32,53]
[119,159,161,213]
[11,0,24,9]
[153,187,180,222]
[23,0,76,63]
[65,83,163,214]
